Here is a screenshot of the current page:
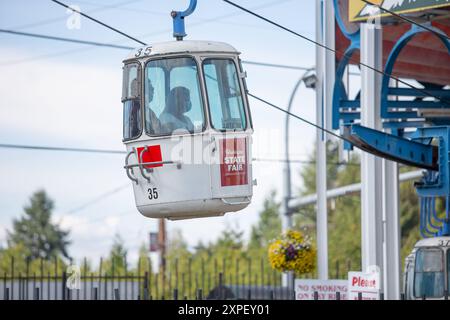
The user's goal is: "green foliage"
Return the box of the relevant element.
[295,140,423,276]
[102,233,128,276]
[399,170,420,264]
[1,149,426,295]
[248,191,281,251]
[136,243,152,276]
[0,242,67,275]
[7,190,70,261]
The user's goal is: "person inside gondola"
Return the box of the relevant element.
[146,78,162,134]
[160,86,194,133]
[128,78,141,138]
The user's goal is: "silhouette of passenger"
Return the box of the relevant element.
[146,79,162,134]
[160,86,194,133]
[128,78,141,138]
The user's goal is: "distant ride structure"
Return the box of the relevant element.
[333,0,450,298]
[122,0,253,220]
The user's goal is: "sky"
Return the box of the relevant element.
[0,0,320,266]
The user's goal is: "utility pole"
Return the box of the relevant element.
[282,69,315,289]
[158,218,167,275]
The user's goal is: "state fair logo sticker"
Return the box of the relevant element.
[220,138,248,187]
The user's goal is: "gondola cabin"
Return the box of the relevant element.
[403,237,450,299]
[122,41,254,220]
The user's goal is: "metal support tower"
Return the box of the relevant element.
[315,0,334,280]
[360,23,384,291]
[382,157,401,299]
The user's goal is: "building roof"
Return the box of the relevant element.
[336,2,450,85]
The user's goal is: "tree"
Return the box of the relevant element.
[103,233,128,275]
[7,190,70,260]
[136,242,152,276]
[295,140,424,275]
[399,170,421,263]
[248,191,281,251]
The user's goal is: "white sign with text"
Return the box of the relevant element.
[348,266,380,300]
[295,279,348,300]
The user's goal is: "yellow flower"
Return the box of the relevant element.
[268,230,316,274]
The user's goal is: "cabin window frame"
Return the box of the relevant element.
[122,62,143,142]
[413,247,445,299]
[202,57,248,132]
[143,55,207,137]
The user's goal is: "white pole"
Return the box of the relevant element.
[288,170,422,209]
[383,158,401,299]
[315,0,329,280]
[360,23,384,291]
[324,0,335,133]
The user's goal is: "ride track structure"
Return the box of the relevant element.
[332,0,450,237]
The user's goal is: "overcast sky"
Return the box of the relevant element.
[0,0,320,266]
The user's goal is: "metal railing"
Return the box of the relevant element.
[0,256,358,300]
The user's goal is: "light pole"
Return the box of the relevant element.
[281,69,316,291]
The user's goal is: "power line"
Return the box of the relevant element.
[67,209,136,228]
[0,27,361,74]
[0,0,298,67]
[51,0,146,46]
[50,0,293,49]
[66,184,130,215]
[0,143,126,155]
[0,29,134,50]
[9,0,144,31]
[0,29,309,71]
[248,92,354,145]
[74,0,163,16]
[254,157,360,166]
[361,0,450,42]
[0,143,359,165]
[134,0,297,42]
[241,60,311,71]
[3,2,404,156]
[222,0,450,107]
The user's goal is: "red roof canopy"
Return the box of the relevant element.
[336,8,450,86]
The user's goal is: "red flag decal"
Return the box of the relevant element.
[136,145,163,169]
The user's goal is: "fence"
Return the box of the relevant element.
[0,256,357,300]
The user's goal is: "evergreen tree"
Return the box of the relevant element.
[7,190,70,260]
[295,140,422,274]
[103,233,128,275]
[248,191,281,251]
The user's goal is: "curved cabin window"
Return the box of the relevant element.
[448,250,450,292]
[414,248,445,298]
[122,63,142,140]
[144,57,205,136]
[203,59,246,131]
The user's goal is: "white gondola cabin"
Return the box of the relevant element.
[403,236,450,299]
[122,41,254,220]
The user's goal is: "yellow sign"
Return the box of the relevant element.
[349,0,450,22]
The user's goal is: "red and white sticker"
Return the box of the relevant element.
[136,145,163,168]
[220,138,248,187]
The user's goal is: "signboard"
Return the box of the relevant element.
[220,138,248,187]
[347,268,380,300]
[295,279,348,300]
[149,232,159,252]
[349,0,450,22]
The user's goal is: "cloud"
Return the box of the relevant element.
[0,48,123,148]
